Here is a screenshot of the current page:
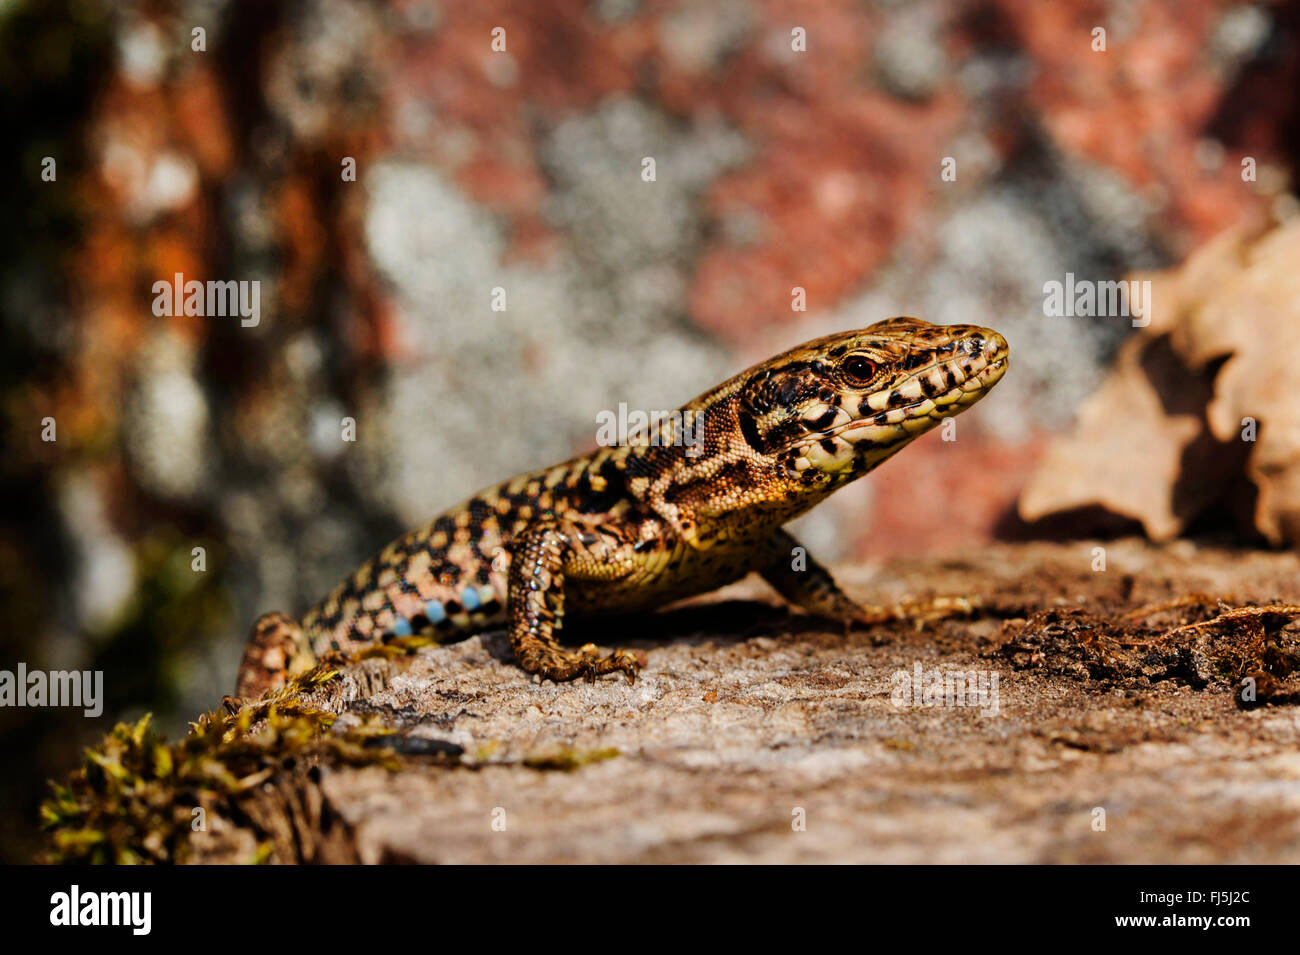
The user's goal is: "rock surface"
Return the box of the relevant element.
[185,539,1300,864]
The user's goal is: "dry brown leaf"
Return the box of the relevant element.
[1018,335,1226,539]
[1020,219,1300,544]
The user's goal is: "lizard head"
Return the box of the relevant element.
[735,316,1009,487]
[621,316,1008,547]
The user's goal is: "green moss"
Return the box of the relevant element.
[523,747,621,772]
[39,666,404,864]
[41,655,629,862]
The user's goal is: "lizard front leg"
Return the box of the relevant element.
[759,529,978,628]
[507,520,643,683]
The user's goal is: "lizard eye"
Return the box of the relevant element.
[841,355,879,385]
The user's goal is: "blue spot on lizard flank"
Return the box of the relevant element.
[461,586,481,611]
[393,617,412,637]
[425,599,447,624]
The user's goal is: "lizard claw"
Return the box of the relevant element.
[844,594,982,630]
[523,644,642,683]
[608,649,643,683]
[581,646,643,683]
[891,594,982,629]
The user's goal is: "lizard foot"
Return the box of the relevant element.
[854,594,982,630]
[518,642,643,683]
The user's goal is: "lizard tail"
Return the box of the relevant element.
[235,611,318,700]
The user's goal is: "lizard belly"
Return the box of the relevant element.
[567,538,761,615]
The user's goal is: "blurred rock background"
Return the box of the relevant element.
[2,0,1297,861]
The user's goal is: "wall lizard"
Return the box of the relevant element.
[236,316,1009,697]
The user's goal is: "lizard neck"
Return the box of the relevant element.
[618,392,849,548]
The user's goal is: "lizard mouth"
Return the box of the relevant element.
[828,354,1009,445]
[780,334,1008,476]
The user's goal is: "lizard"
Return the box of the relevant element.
[235,316,1009,698]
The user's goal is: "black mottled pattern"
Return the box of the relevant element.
[237,316,1008,695]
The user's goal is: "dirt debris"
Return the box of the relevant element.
[995,600,1300,703]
